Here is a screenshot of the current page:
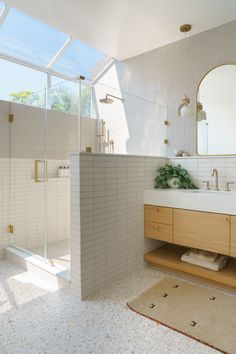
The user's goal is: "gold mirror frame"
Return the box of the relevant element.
[196,63,236,156]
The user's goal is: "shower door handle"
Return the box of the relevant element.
[34,160,48,183]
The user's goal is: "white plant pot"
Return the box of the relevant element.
[167,177,181,189]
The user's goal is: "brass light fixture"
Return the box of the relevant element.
[178,24,192,117]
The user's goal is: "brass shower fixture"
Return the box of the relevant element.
[99,94,125,104]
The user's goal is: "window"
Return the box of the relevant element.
[0,59,94,114]
[0,4,113,110]
[0,1,5,15]
[0,5,113,80]
[50,76,79,115]
[80,84,93,118]
[0,8,69,66]
[0,58,46,106]
[52,39,112,80]
[50,76,93,116]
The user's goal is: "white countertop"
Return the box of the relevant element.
[144,189,236,215]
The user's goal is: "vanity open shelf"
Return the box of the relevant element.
[144,244,236,291]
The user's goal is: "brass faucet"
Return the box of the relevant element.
[211,168,219,191]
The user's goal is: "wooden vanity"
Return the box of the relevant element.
[144,204,236,290]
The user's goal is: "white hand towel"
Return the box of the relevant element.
[181,249,228,271]
[189,248,218,263]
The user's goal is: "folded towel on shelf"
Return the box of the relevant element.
[181,249,228,271]
[188,248,218,263]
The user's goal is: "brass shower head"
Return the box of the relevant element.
[99,94,125,104]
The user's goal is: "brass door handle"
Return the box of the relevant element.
[35,160,48,183]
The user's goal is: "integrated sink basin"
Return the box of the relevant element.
[144,189,236,215]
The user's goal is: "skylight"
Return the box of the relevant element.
[0,5,113,81]
[52,39,113,79]
[0,8,69,67]
[0,1,5,15]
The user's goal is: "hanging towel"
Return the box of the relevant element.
[181,249,228,271]
[188,248,218,263]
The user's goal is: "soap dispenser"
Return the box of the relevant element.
[66,165,70,177]
[58,166,63,178]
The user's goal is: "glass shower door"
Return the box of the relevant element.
[8,80,80,270]
[44,80,80,270]
[9,90,48,258]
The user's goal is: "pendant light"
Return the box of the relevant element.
[178,24,192,117]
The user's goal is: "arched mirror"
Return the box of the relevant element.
[197,64,236,155]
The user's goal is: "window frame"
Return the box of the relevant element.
[0,52,102,117]
[0,4,115,82]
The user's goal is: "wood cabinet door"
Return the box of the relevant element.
[230,216,236,256]
[173,209,230,255]
[144,221,173,242]
[144,205,173,225]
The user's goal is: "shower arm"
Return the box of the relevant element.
[105,94,125,102]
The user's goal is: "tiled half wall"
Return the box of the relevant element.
[70,153,168,298]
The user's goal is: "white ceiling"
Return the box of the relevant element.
[8,0,236,60]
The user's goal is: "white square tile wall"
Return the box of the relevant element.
[70,153,167,299]
[170,157,236,191]
[3,154,236,297]
[0,158,70,258]
[70,153,81,297]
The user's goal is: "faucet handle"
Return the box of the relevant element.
[225,181,235,191]
[202,180,210,190]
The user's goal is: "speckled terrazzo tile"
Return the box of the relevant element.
[0,260,220,354]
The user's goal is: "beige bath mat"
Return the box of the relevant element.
[127,276,236,353]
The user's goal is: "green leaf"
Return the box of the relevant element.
[154,163,198,190]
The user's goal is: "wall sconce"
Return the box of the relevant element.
[178,94,191,117]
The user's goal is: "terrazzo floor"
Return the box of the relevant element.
[0,260,220,354]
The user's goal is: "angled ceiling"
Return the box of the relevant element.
[8,0,236,60]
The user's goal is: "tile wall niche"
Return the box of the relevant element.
[70,153,168,299]
[0,158,70,259]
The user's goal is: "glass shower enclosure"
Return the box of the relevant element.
[6,73,168,274]
[8,79,81,271]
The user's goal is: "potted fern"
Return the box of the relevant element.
[154,164,198,189]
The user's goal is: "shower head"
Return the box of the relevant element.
[99,94,125,104]
[99,95,114,104]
